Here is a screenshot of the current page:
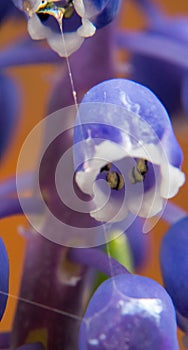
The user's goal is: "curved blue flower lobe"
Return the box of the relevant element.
[92,0,122,29]
[160,216,188,318]
[0,238,9,321]
[79,274,179,349]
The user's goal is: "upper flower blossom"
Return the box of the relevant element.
[73,79,185,223]
[12,0,121,56]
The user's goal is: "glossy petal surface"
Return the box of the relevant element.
[79,274,179,350]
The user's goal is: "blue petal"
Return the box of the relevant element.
[92,0,122,29]
[79,274,179,349]
[160,216,188,318]
[78,78,170,139]
[0,74,20,159]
[84,0,110,14]
[74,78,183,168]
[0,239,9,321]
[13,0,120,57]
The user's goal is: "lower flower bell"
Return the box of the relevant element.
[73,79,185,224]
[78,274,180,350]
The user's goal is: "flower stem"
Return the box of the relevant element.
[69,247,130,277]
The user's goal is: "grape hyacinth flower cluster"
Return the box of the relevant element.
[0,0,188,350]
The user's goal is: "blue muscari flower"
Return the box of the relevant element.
[0,238,9,321]
[74,79,185,223]
[12,0,121,57]
[79,274,180,350]
[117,0,188,116]
[160,216,188,319]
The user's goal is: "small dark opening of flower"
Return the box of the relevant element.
[36,0,75,20]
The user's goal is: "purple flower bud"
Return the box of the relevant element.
[0,238,9,321]
[79,274,179,350]
[74,79,185,224]
[160,216,188,318]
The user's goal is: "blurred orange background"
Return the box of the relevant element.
[0,1,188,349]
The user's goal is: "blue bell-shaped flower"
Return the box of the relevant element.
[73,79,185,224]
[12,0,121,56]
